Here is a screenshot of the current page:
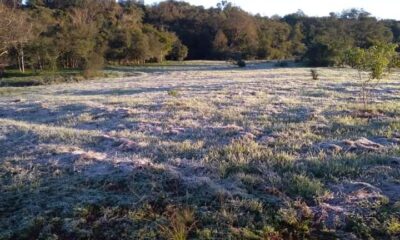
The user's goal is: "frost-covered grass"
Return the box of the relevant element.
[1,63,400,239]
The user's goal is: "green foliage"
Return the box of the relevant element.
[286,174,325,201]
[206,139,265,165]
[345,215,374,239]
[344,43,398,108]
[365,43,398,80]
[1,1,399,74]
[302,10,394,67]
[168,41,189,61]
[168,89,180,98]
[344,47,366,68]
[304,43,335,67]
[386,218,400,235]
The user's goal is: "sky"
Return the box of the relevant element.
[145,0,400,20]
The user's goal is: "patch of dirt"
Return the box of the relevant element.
[258,132,288,145]
[312,181,390,230]
[352,109,386,119]
[315,136,399,153]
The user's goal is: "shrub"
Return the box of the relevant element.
[168,90,180,97]
[386,218,400,235]
[236,59,246,68]
[310,69,319,80]
[168,41,189,61]
[275,61,289,67]
[83,52,104,79]
[344,43,399,109]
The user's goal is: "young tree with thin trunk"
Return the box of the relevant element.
[345,43,399,109]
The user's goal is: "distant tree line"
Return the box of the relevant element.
[0,0,399,74]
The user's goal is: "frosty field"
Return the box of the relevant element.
[1,63,400,239]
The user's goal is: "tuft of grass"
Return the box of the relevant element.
[286,174,326,201]
[159,208,196,240]
[386,218,400,235]
[168,90,180,98]
[206,138,266,166]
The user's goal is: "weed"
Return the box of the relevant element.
[168,90,180,98]
[159,208,196,240]
[386,218,400,235]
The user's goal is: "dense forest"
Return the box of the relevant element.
[0,0,399,74]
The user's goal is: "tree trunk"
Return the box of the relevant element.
[17,54,21,72]
[20,48,25,73]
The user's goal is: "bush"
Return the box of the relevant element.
[310,69,319,80]
[168,89,180,97]
[275,61,289,67]
[83,52,104,79]
[236,59,246,68]
[344,43,399,109]
[168,41,189,61]
[386,218,400,235]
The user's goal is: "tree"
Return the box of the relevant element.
[340,8,371,20]
[168,41,188,61]
[289,23,306,59]
[0,4,34,72]
[143,25,176,63]
[257,19,294,60]
[222,6,258,58]
[345,43,399,109]
[212,30,228,58]
[344,47,365,68]
[128,30,150,64]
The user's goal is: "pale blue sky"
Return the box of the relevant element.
[145,0,399,20]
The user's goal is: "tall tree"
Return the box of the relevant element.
[0,4,34,72]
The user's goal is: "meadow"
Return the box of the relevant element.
[1,62,400,239]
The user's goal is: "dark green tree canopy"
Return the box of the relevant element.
[0,0,399,72]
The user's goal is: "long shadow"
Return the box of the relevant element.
[0,147,231,239]
[0,102,96,124]
[68,82,229,96]
[0,129,40,159]
[322,81,400,101]
[106,61,303,74]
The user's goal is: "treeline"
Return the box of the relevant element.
[0,0,399,74]
[0,0,188,76]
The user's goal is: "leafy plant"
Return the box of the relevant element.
[168,89,180,98]
[386,218,400,235]
[345,43,399,109]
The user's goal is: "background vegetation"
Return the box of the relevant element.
[0,0,399,76]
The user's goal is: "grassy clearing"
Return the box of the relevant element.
[0,64,400,239]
